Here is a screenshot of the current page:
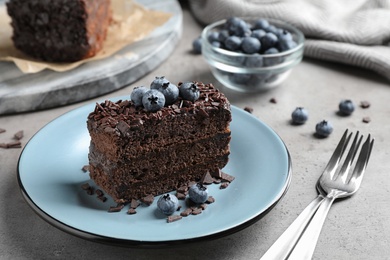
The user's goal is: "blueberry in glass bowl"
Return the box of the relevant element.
[201,17,305,93]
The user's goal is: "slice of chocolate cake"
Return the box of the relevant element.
[87,80,232,203]
[6,0,111,62]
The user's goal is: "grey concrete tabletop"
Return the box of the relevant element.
[1,2,389,260]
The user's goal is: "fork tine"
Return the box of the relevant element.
[324,129,352,179]
[348,134,374,185]
[336,131,363,182]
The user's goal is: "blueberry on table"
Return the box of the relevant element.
[315,120,333,137]
[241,36,261,54]
[338,99,355,115]
[157,194,179,215]
[130,86,147,107]
[192,37,202,54]
[150,76,170,90]
[179,82,200,102]
[189,183,208,204]
[155,82,179,105]
[291,107,309,124]
[142,89,165,112]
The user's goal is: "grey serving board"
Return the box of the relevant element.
[0,0,182,115]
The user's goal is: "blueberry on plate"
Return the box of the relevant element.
[189,183,208,204]
[192,37,202,54]
[142,89,165,112]
[291,107,308,124]
[338,99,355,115]
[157,194,179,215]
[150,76,170,90]
[315,120,333,137]
[241,36,261,54]
[130,86,147,107]
[155,82,179,105]
[179,82,200,102]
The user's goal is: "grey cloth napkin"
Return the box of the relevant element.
[188,0,390,82]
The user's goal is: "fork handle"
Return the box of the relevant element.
[260,195,324,260]
[288,196,336,260]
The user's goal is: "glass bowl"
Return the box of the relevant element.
[201,18,305,93]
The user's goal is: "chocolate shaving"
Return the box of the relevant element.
[130,199,140,209]
[362,117,371,123]
[201,171,214,185]
[141,194,154,206]
[221,172,235,183]
[81,183,91,190]
[176,192,187,200]
[167,215,182,223]
[13,130,24,140]
[108,204,124,212]
[97,196,107,202]
[220,182,230,189]
[127,208,137,215]
[0,128,5,134]
[244,107,253,113]
[81,165,90,172]
[206,196,215,204]
[180,208,193,217]
[95,189,104,197]
[360,101,371,108]
[191,208,202,215]
[0,141,22,149]
[269,98,277,104]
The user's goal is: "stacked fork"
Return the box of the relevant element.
[261,129,374,260]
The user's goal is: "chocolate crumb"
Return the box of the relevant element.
[167,215,182,223]
[0,143,8,148]
[199,204,207,210]
[176,192,187,200]
[360,101,371,108]
[220,182,230,189]
[244,107,253,113]
[13,130,24,140]
[81,165,90,172]
[86,188,94,195]
[191,208,202,215]
[221,172,235,183]
[180,208,193,217]
[0,141,22,149]
[206,196,215,204]
[127,208,137,215]
[177,185,188,193]
[81,183,91,190]
[97,196,107,202]
[210,168,222,178]
[269,98,277,104]
[213,178,222,184]
[108,204,124,212]
[141,194,154,206]
[95,189,104,197]
[362,117,371,123]
[0,128,5,134]
[130,199,140,209]
[177,205,182,211]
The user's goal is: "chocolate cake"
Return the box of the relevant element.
[6,0,111,62]
[87,81,232,203]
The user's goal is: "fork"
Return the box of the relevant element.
[260,129,374,260]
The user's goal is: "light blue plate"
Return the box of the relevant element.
[17,100,291,247]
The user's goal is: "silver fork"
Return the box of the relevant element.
[260,129,374,260]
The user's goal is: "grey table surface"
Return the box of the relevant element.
[1,1,389,260]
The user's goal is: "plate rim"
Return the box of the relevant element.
[17,103,292,247]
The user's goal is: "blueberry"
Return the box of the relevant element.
[211,41,222,48]
[265,25,279,34]
[150,76,170,90]
[218,29,230,42]
[278,38,297,52]
[264,47,279,55]
[253,19,270,30]
[224,35,242,51]
[261,32,278,50]
[291,107,309,124]
[241,36,261,54]
[229,73,252,84]
[263,48,282,66]
[155,82,179,105]
[142,89,165,112]
[338,100,355,115]
[157,194,179,215]
[251,29,266,41]
[244,54,263,67]
[188,183,208,204]
[276,29,293,42]
[192,37,202,54]
[130,86,147,107]
[179,82,200,102]
[315,120,333,137]
[207,31,220,43]
[226,17,250,37]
